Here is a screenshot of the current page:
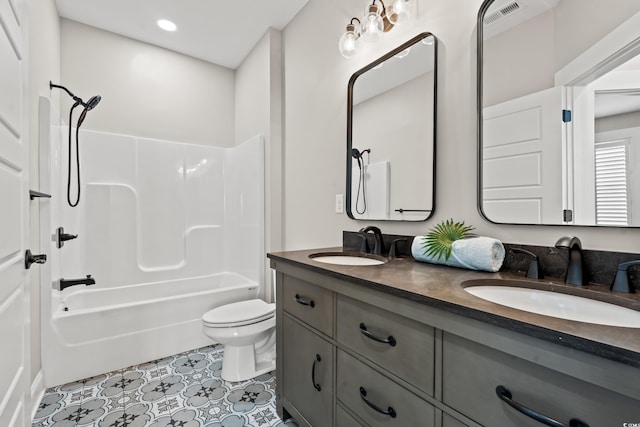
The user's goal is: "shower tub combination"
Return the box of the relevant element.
[39,97,265,386]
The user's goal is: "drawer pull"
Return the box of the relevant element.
[311,354,322,391]
[359,323,397,346]
[496,386,589,427]
[295,294,315,308]
[359,386,397,418]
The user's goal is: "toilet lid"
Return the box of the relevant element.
[203,299,275,327]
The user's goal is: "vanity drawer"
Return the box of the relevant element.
[337,350,436,427]
[442,332,640,427]
[282,275,333,337]
[336,294,435,394]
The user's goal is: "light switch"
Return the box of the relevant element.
[335,194,344,213]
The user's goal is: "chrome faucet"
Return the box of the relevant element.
[359,226,385,255]
[555,236,586,286]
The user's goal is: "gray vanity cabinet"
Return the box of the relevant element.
[276,271,437,427]
[442,332,640,427]
[272,258,640,427]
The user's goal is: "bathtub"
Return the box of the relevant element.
[42,273,259,387]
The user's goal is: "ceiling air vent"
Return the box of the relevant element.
[483,1,521,25]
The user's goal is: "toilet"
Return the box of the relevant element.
[202,299,276,382]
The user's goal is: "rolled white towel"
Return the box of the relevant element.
[411,236,505,272]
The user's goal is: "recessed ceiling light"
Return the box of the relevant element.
[157,19,177,32]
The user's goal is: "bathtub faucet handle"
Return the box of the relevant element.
[57,226,78,248]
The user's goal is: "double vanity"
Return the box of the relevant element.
[287,0,640,424]
[268,247,640,427]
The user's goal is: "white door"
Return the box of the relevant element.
[482,86,565,224]
[0,0,31,425]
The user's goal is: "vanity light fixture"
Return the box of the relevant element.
[339,0,414,58]
[157,19,177,32]
[339,18,362,58]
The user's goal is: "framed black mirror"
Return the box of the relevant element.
[478,0,640,226]
[347,32,437,221]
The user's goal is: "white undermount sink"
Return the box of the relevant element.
[464,283,640,328]
[309,252,387,266]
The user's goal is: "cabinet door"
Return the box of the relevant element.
[443,332,640,427]
[337,350,436,427]
[282,316,334,427]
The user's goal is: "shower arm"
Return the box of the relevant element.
[50,81,82,104]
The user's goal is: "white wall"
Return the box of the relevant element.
[596,111,640,133]
[554,0,640,71]
[282,0,640,253]
[28,0,60,390]
[484,1,640,107]
[60,19,235,147]
[48,130,264,288]
[483,11,555,107]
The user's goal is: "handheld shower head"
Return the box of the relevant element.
[351,148,371,169]
[352,148,363,169]
[49,81,102,207]
[77,96,101,127]
[84,95,101,111]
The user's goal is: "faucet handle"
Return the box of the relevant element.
[354,233,370,254]
[389,238,408,259]
[511,248,543,279]
[610,260,640,294]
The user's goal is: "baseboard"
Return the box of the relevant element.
[30,370,45,421]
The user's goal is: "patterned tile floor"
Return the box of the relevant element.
[32,344,298,427]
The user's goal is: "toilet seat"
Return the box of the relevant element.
[203,299,275,328]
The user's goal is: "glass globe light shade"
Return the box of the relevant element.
[387,0,413,25]
[360,3,383,42]
[338,25,360,58]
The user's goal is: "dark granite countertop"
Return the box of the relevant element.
[268,247,640,368]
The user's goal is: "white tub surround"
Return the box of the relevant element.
[39,97,265,386]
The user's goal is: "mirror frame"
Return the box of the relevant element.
[477,0,640,228]
[346,32,438,222]
[477,0,497,225]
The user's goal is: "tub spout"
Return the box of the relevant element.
[59,275,95,290]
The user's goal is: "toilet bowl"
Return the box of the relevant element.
[202,299,276,382]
